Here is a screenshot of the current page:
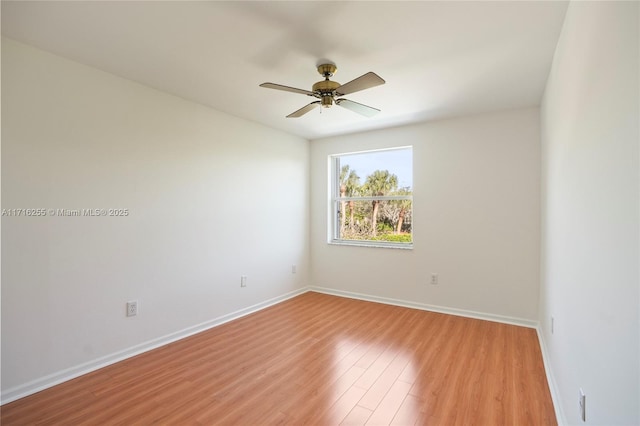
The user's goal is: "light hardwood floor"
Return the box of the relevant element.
[1,292,556,425]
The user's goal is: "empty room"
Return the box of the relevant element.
[1,1,638,425]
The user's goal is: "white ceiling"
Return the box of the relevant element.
[1,1,568,140]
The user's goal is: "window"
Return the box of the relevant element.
[330,147,413,248]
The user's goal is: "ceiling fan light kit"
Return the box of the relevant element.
[260,63,385,118]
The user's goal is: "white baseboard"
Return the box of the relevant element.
[1,287,308,405]
[536,325,566,425]
[309,286,539,328]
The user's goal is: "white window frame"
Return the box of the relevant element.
[329,147,413,249]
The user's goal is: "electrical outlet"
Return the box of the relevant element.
[126,300,138,317]
[240,276,247,287]
[430,273,438,285]
[579,388,586,422]
[292,265,297,274]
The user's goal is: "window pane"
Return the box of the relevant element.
[338,199,412,244]
[332,147,413,247]
[339,149,412,192]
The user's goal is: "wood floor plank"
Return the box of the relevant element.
[390,393,423,426]
[358,353,410,410]
[353,346,397,392]
[1,292,556,425]
[314,380,369,425]
[342,405,374,426]
[365,379,412,425]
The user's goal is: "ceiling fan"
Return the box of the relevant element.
[260,63,385,118]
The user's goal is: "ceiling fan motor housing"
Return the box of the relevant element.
[312,79,340,107]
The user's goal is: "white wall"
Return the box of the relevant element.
[539,1,639,425]
[310,108,541,323]
[1,38,310,400]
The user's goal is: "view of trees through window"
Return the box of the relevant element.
[332,148,413,245]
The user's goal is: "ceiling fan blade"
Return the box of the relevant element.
[260,82,315,97]
[287,101,321,118]
[335,72,385,96]
[335,99,380,117]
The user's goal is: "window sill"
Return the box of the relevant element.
[329,240,413,250]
